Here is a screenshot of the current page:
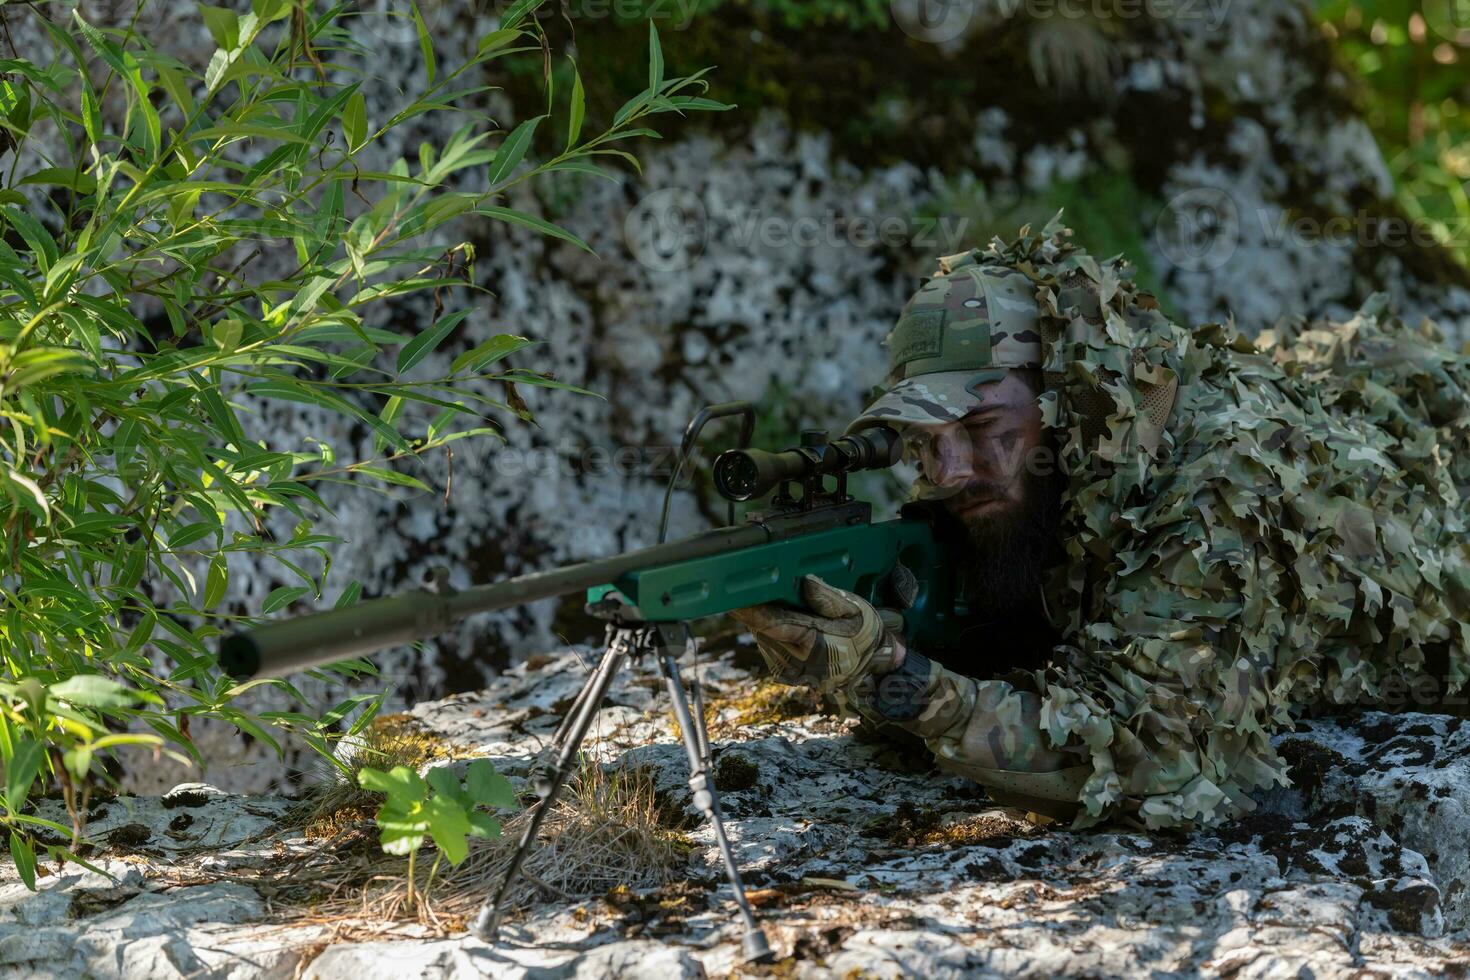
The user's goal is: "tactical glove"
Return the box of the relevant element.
[728,575,901,703]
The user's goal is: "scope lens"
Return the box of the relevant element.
[714,453,760,500]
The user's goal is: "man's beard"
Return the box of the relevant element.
[947,465,1065,622]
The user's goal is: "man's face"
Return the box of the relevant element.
[899,371,1062,617]
[901,371,1047,530]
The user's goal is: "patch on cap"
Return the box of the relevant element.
[889,309,947,369]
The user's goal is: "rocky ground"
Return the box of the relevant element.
[5,648,1470,978]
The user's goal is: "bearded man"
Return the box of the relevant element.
[731,221,1470,829]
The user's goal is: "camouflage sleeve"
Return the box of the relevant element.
[1030,610,1289,829]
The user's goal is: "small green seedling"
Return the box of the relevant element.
[358,758,517,907]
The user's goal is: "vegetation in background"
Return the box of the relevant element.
[919,168,1164,297]
[0,0,725,886]
[1316,1,1470,268]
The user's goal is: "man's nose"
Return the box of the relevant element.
[921,424,977,487]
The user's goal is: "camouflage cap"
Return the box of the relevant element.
[848,259,1043,433]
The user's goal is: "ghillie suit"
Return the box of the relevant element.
[939,221,1470,828]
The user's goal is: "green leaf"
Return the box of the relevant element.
[199,5,240,48]
[5,739,44,812]
[648,21,664,94]
[423,794,470,865]
[355,467,431,492]
[474,206,591,253]
[477,28,520,54]
[9,833,35,890]
[358,765,428,806]
[397,308,471,374]
[544,159,618,183]
[191,124,312,144]
[467,811,502,839]
[19,168,98,194]
[412,2,435,87]
[262,585,309,614]
[50,675,137,710]
[465,759,517,808]
[426,765,467,808]
[220,710,282,755]
[333,580,364,609]
[203,556,228,610]
[81,86,101,147]
[500,0,543,31]
[376,800,428,855]
[320,693,382,729]
[486,115,544,188]
[2,205,58,269]
[126,612,156,652]
[169,522,220,549]
[450,333,537,374]
[62,746,93,782]
[342,91,367,153]
[566,59,585,150]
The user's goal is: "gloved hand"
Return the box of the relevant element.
[883,661,1089,818]
[728,575,901,700]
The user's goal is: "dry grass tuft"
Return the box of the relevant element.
[293,714,458,840]
[282,755,692,934]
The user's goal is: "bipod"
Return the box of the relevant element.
[472,622,774,964]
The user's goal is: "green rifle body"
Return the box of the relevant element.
[219,500,965,680]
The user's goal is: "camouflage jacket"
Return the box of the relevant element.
[964,222,1470,829]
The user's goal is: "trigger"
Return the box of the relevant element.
[886,561,919,609]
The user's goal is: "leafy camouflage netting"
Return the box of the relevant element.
[975,221,1470,828]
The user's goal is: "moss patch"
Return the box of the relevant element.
[700,678,825,739]
[862,800,1035,848]
[713,752,760,792]
[1276,736,1348,806]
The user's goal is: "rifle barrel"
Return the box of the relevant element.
[219,524,769,680]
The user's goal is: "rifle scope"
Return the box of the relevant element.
[712,426,901,502]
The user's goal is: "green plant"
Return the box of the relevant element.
[1316,1,1470,267]
[0,0,726,885]
[357,758,515,909]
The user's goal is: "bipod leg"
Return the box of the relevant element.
[547,644,614,751]
[473,630,632,942]
[656,634,773,964]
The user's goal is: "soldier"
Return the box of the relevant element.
[731,219,1470,829]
